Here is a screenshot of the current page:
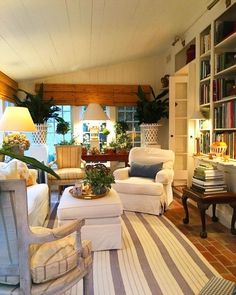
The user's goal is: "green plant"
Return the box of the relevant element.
[110,122,132,151]
[56,117,71,144]
[136,85,169,124]
[84,164,115,195]
[56,117,70,135]
[13,84,60,124]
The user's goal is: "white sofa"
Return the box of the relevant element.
[112,147,175,215]
[0,159,49,226]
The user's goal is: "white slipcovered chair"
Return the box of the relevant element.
[0,179,93,295]
[112,147,175,215]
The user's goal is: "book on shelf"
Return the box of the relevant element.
[215,21,236,44]
[192,177,225,186]
[194,167,224,176]
[213,78,236,101]
[191,186,228,195]
[200,82,210,104]
[216,52,236,73]
[214,101,236,129]
[192,183,227,192]
[200,60,210,79]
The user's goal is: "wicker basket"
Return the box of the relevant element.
[210,142,227,157]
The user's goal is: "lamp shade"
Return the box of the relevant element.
[82,103,109,121]
[190,110,205,120]
[0,106,36,132]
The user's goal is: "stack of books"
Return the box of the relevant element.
[192,163,227,195]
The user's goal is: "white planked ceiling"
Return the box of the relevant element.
[0,0,208,81]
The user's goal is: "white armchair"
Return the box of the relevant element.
[112,147,175,215]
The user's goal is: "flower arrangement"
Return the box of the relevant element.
[2,133,30,153]
[84,164,115,195]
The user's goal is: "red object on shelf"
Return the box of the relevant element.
[186,44,196,64]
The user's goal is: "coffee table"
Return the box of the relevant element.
[57,187,123,251]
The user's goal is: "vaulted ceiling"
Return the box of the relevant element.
[0,0,208,81]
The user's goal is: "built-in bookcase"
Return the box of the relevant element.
[198,3,236,159]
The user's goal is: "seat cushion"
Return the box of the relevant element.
[48,168,85,180]
[57,187,123,220]
[30,227,78,284]
[113,177,164,196]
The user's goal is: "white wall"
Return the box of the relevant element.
[19,54,169,148]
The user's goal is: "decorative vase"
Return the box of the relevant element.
[10,146,24,155]
[140,123,161,146]
[32,123,48,144]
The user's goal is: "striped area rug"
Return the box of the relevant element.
[48,206,220,295]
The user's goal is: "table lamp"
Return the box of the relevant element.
[0,106,36,132]
[0,106,36,154]
[82,103,109,150]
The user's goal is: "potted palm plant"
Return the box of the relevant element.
[13,83,60,144]
[136,77,169,146]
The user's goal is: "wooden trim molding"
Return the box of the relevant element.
[35,83,152,106]
[0,72,18,101]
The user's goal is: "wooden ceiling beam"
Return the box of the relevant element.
[36,83,151,106]
[0,71,18,101]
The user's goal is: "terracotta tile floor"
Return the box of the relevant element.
[164,191,236,282]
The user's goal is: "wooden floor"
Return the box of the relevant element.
[164,192,236,283]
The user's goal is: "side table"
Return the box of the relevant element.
[182,188,236,238]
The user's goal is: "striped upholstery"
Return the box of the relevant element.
[56,145,82,169]
[48,145,85,194]
[47,167,85,180]
[30,227,78,284]
[199,276,236,295]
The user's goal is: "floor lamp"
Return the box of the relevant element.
[82,103,109,150]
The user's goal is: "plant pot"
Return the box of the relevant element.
[92,186,107,196]
[32,123,48,144]
[10,146,24,156]
[140,123,161,146]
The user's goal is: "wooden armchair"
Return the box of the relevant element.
[48,145,86,198]
[0,179,93,295]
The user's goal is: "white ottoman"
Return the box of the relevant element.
[57,187,123,251]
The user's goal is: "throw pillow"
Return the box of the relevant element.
[0,160,19,180]
[129,162,163,179]
[30,227,78,284]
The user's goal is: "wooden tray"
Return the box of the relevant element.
[69,188,108,200]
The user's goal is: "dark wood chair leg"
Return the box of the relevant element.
[182,193,189,224]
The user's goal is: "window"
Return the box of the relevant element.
[117,106,141,147]
[47,105,72,161]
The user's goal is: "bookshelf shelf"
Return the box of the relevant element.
[200,50,211,59]
[198,3,236,160]
[214,96,236,104]
[215,64,236,77]
[200,77,211,83]
[214,31,236,51]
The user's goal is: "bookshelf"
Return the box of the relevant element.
[198,3,236,159]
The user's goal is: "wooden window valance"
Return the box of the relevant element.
[0,72,18,102]
[35,83,152,106]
